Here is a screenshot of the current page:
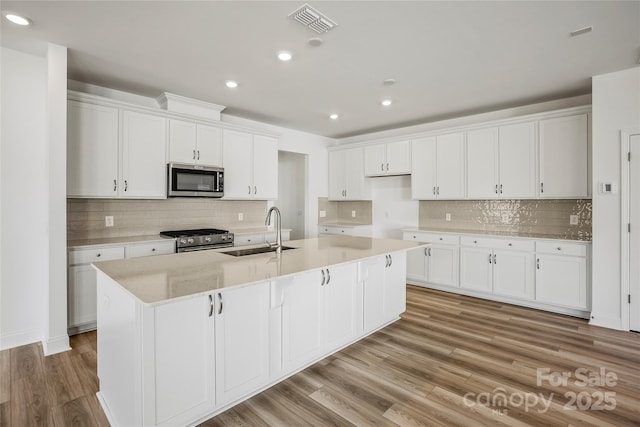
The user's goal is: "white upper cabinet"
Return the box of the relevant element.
[364,140,411,176]
[222,129,278,200]
[328,147,371,200]
[169,119,222,166]
[466,123,536,199]
[539,114,588,198]
[412,133,465,199]
[121,111,167,198]
[67,101,119,198]
[67,101,168,199]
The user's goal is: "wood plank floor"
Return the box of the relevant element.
[1,286,639,426]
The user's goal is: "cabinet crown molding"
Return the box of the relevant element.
[156,92,226,121]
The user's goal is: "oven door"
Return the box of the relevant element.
[168,163,224,197]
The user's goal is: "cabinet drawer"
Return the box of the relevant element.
[404,232,459,245]
[69,246,125,265]
[460,236,504,248]
[234,234,265,246]
[319,226,350,235]
[126,241,175,259]
[492,239,534,252]
[536,241,587,257]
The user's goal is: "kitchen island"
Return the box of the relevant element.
[93,236,426,427]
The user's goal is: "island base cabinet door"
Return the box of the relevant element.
[323,263,360,351]
[493,250,534,300]
[362,252,406,332]
[460,247,493,292]
[385,252,407,318]
[153,296,215,426]
[215,282,270,406]
[68,265,97,328]
[281,271,324,373]
[535,255,587,310]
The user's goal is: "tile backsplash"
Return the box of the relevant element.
[419,199,592,240]
[318,197,372,225]
[67,198,268,240]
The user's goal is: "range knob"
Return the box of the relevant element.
[180,238,187,244]
[221,235,227,241]
[205,237,212,243]
[187,238,195,244]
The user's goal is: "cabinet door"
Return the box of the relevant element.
[460,247,493,292]
[169,119,197,164]
[539,114,588,198]
[154,295,215,426]
[253,135,278,199]
[222,129,253,199]
[281,270,324,372]
[535,255,587,309]
[67,101,119,197]
[364,144,387,176]
[411,137,437,199]
[498,123,536,198]
[68,265,98,327]
[386,140,412,175]
[121,111,167,198]
[467,128,499,198]
[361,257,387,332]
[436,133,465,198]
[493,249,534,299]
[328,150,346,200]
[196,124,222,166]
[344,147,370,200]
[385,251,407,319]
[428,245,459,287]
[323,263,359,351]
[406,247,428,281]
[215,282,270,406]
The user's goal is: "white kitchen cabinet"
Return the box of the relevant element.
[67,100,120,198]
[539,114,588,198]
[404,232,459,287]
[322,263,360,350]
[460,237,534,299]
[318,225,372,237]
[169,119,222,166]
[233,230,291,247]
[223,129,278,200]
[411,133,465,199]
[153,295,215,426]
[121,110,168,198]
[364,140,411,176]
[328,147,371,200]
[214,282,270,406]
[466,124,536,199]
[125,240,175,258]
[535,241,589,310]
[68,100,168,199]
[361,252,407,332]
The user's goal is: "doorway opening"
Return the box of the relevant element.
[277,151,307,240]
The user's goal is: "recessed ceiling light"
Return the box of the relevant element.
[4,12,31,26]
[277,51,292,61]
[329,113,339,120]
[225,80,238,88]
[381,99,393,107]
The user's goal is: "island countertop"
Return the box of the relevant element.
[93,236,427,306]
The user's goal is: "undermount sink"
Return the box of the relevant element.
[221,246,297,257]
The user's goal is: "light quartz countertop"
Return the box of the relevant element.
[92,236,426,306]
[68,235,175,249]
[402,228,592,243]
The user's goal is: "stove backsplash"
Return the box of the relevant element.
[67,199,268,240]
[419,199,592,240]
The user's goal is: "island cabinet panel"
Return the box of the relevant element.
[360,251,407,332]
[153,295,215,426]
[214,282,270,406]
[323,263,360,351]
[280,270,325,373]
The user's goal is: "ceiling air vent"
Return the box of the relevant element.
[289,3,337,34]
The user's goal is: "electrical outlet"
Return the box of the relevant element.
[105,216,114,227]
[238,213,243,221]
[352,210,356,218]
[569,215,579,225]
[445,213,451,222]
[319,210,326,218]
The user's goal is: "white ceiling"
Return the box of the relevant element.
[1,1,639,139]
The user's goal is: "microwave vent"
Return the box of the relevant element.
[289,4,337,34]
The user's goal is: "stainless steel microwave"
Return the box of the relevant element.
[168,163,224,197]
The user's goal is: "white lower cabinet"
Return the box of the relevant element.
[322,263,360,350]
[360,252,407,332]
[405,232,459,287]
[535,242,589,310]
[214,282,270,406]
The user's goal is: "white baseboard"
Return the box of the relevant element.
[0,328,42,351]
[42,334,71,355]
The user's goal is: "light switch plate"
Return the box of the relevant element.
[105,216,114,227]
[445,213,451,221]
[352,210,356,218]
[238,213,243,221]
[569,215,579,225]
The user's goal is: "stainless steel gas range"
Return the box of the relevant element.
[160,228,234,252]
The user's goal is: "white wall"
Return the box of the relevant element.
[278,151,306,240]
[591,67,640,330]
[370,176,418,239]
[0,47,48,349]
